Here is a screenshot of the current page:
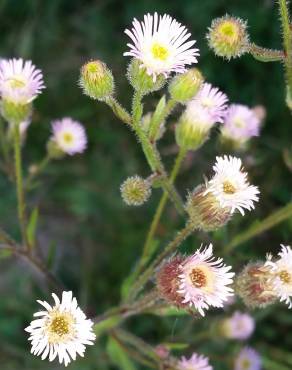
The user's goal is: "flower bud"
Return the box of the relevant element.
[175,105,214,151]
[120,175,152,206]
[168,68,204,103]
[207,15,249,60]
[46,139,65,159]
[235,262,277,309]
[127,59,165,96]
[1,100,31,124]
[79,60,114,100]
[185,184,231,231]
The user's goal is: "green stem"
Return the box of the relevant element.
[248,43,285,62]
[223,202,292,254]
[13,124,27,245]
[148,97,176,142]
[25,155,51,190]
[127,222,194,302]
[104,96,132,125]
[278,0,292,108]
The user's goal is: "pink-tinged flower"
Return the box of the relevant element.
[265,244,292,308]
[178,352,213,370]
[193,82,228,123]
[221,311,255,340]
[177,244,234,316]
[25,291,96,367]
[234,347,262,370]
[221,104,261,144]
[0,58,45,104]
[51,118,87,155]
[204,155,260,215]
[124,13,199,81]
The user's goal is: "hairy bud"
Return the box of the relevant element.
[207,15,249,60]
[235,262,277,309]
[120,175,152,206]
[168,68,204,103]
[80,60,114,100]
[127,59,165,96]
[185,184,231,231]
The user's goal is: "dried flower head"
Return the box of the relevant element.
[120,175,152,206]
[207,15,249,59]
[25,291,96,367]
[220,311,255,340]
[124,13,199,81]
[234,347,262,370]
[178,352,213,370]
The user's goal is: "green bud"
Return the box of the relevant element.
[1,100,31,124]
[120,175,152,206]
[46,140,65,159]
[127,59,165,96]
[168,68,204,103]
[80,60,114,100]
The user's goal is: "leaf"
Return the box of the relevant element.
[106,336,136,370]
[46,241,56,268]
[26,207,38,248]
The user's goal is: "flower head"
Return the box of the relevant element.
[220,311,255,340]
[124,13,199,81]
[193,82,228,123]
[221,104,261,146]
[25,291,96,367]
[0,58,45,104]
[120,175,152,206]
[177,244,234,316]
[178,352,213,370]
[265,245,292,308]
[51,118,87,155]
[204,155,260,215]
[234,347,262,370]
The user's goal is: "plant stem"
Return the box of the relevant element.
[223,202,292,253]
[135,147,187,275]
[278,0,292,109]
[13,124,27,245]
[248,43,285,62]
[127,222,194,302]
[104,96,132,125]
[25,154,51,190]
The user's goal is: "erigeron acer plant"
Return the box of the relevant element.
[0,4,291,370]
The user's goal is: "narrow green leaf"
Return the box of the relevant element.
[106,336,136,370]
[27,207,39,248]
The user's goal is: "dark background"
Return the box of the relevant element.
[0,0,291,369]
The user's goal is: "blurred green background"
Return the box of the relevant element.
[0,0,291,369]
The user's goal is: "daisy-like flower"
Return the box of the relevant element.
[25,291,96,367]
[193,82,228,123]
[124,13,199,81]
[234,347,262,370]
[221,311,255,340]
[265,244,292,308]
[0,58,45,104]
[204,155,260,215]
[178,352,213,370]
[51,117,87,155]
[221,104,261,144]
[177,244,234,316]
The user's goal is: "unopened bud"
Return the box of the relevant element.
[120,175,152,206]
[235,262,277,309]
[80,60,114,100]
[127,59,165,96]
[169,68,204,103]
[185,184,231,231]
[207,15,249,60]
[46,140,65,159]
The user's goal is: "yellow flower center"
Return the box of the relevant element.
[218,21,239,43]
[201,97,214,108]
[240,359,251,369]
[7,77,26,89]
[223,181,236,194]
[279,270,291,284]
[233,117,246,128]
[62,132,74,144]
[46,311,75,344]
[189,268,207,288]
[151,43,169,61]
[50,315,70,336]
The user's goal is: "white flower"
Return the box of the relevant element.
[184,101,216,134]
[25,291,96,366]
[51,117,87,155]
[204,155,260,215]
[178,352,213,370]
[193,82,228,123]
[124,12,199,80]
[0,58,45,104]
[221,311,255,340]
[265,244,292,308]
[177,244,234,316]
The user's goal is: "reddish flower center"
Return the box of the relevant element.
[189,268,207,288]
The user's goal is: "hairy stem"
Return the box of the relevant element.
[248,43,285,62]
[105,96,132,125]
